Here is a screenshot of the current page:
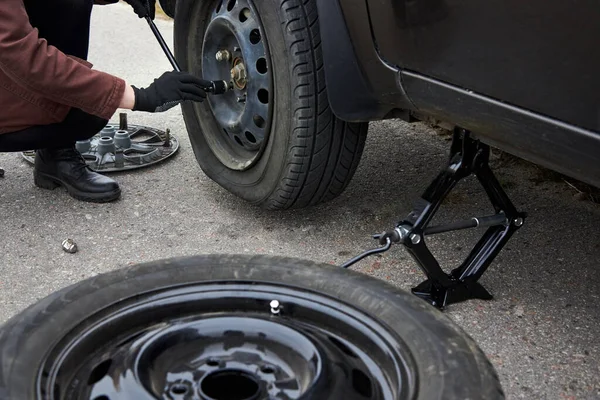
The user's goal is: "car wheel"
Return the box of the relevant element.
[0,255,503,399]
[174,0,368,210]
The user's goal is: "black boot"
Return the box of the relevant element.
[34,146,121,203]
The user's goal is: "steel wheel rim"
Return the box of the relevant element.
[199,0,273,171]
[36,283,416,399]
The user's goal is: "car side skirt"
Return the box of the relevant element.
[402,71,600,188]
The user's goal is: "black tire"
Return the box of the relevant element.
[0,255,503,399]
[174,0,368,210]
[157,0,176,18]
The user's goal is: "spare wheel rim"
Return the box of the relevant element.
[36,283,416,399]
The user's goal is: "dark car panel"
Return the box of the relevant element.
[315,0,600,187]
[402,71,600,188]
[367,0,600,132]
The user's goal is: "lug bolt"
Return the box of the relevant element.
[270,300,281,315]
[215,50,231,62]
[410,234,421,245]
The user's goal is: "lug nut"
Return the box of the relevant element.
[215,50,231,62]
[231,61,248,89]
[62,239,78,254]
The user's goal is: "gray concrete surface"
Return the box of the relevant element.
[1,4,599,399]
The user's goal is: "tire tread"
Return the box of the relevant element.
[267,0,367,210]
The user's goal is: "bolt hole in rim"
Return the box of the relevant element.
[239,8,250,22]
[171,383,189,395]
[36,284,414,399]
[200,0,273,170]
[249,29,261,44]
[206,358,220,367]
[245,131,257,143]
[253,115,265,129]
[87,359,112,385]
[255,58,267,74]
[260,365,275,374]
[257,89,268,104]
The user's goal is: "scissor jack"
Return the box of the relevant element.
[342,128,526,309]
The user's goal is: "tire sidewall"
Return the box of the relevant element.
[175,0,296,205]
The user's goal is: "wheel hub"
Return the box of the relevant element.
[231,58,248,89]
[200,0,272,170]
[139,317,322,399]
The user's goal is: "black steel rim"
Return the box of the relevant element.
[36,283,416,399]
[199,0,273,171]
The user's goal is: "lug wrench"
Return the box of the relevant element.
[144,16,231,95]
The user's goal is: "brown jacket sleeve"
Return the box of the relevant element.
[0,0,126,120]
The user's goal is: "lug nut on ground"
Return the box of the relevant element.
[62,239,78,254]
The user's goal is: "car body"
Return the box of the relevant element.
[315,0,600,188]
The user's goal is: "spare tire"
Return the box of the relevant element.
[174,0,368,210]
[0,255,503,399]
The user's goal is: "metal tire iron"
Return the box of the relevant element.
[144,16,231,95]
[341,128,527,310]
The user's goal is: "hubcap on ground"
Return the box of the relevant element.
[201,0,272,170]
[36,283,415,399]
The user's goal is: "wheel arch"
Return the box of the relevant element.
[315,0,414,122]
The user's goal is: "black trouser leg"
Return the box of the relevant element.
[0,109,107,153]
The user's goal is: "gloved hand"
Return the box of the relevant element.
[132,71,212,113]
[123,0,156,19]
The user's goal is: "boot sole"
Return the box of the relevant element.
[34,172,121,203]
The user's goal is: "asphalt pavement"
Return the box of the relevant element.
[1,4,599,399]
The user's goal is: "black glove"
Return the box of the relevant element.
[123,0,156,19]
[132,71,212,113]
